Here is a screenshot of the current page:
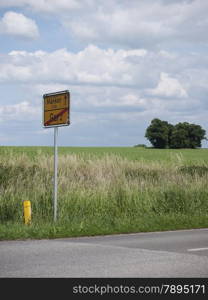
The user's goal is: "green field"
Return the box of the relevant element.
[0,146,208,240]
[1,145,208,162]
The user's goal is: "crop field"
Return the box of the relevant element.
[1,146,208,240]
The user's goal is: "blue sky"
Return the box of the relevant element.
[0,0,208,147]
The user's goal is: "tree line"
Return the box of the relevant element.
[145,118,206,149]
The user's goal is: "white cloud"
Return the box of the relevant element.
[0,11,39,39]
[0,63,32,81]
[61,0,208,49]
[1,1,207,48]
[0,45,205,115]
[0,45,149,86]
[0,101,40,121]
[149,72,188,98]
[0,46,204,104]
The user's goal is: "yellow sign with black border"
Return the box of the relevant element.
[43,90,70,127]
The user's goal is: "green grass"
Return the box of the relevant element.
[1,145,208,162]
[0,146,208,240]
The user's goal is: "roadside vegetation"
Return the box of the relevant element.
[0,147,208,240]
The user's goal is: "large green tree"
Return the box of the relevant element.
[170,122,206,149]
[145,118,173,148]
[145,119,206,149]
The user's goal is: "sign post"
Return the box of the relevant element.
[43,90,70,222]
[53,126,58,221]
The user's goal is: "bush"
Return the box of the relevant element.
[134,144,147,148]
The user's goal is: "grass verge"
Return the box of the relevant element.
[1,214,208,240]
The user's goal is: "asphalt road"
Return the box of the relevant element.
[0,228,208,277]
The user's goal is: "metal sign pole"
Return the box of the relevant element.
[43,90,70,222]
[53,126,58,222]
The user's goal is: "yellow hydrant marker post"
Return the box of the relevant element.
[23,200,31,225]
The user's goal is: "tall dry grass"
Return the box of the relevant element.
[1,150,208,228]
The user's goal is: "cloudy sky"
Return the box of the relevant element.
[0,0,208,147]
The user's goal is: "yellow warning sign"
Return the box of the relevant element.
[43,91,70,127]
